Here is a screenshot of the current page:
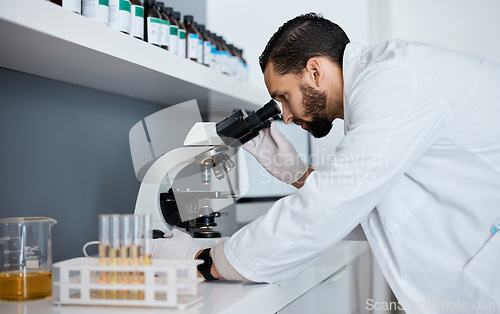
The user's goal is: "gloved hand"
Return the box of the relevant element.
[242,122,308,184]
[151,228,201,261]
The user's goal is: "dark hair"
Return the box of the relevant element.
[259,13,350,75]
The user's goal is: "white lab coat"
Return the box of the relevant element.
[225,40,500,313]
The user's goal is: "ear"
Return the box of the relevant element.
[303,57,322,88]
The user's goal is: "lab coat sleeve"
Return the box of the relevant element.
[224,63,454,285]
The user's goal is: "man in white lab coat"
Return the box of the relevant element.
[153,13,500,313]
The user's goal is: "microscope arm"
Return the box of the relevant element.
[133,146,213,232]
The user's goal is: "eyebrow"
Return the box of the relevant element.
[270,91,282,100]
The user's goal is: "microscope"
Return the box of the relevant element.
[132,100,281,246]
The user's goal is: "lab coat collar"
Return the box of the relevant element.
[342,42,366,132]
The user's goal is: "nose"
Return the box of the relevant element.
[281,103,294,124]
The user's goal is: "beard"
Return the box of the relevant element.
[296,82,333,138]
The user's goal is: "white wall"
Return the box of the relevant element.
[206,0,371,89]
[370,0,500,63]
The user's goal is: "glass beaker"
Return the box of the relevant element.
[0,217,57,301]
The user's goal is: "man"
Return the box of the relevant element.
[153,13,500,312]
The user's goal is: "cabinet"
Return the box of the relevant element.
[278,251,372,314]
[0,0,269,113]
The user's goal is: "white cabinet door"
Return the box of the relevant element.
[278,266,351,314]
[277,251,373,314]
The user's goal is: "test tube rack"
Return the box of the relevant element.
[53,257,204,309]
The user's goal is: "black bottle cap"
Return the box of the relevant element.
[184,15,193,23]
[143,0,156,5]
[156,1,164,11]
[198,24,206,32]
[165,7,173,15]
[173,11,181,21]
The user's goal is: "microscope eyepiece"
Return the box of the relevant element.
[256,100,282,122]
[216,100,281,147]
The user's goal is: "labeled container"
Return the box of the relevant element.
[156,2,170,50]
[221,37,233,76]
[165,7,178,55]
[82,0,110,26]
[173,11,186,58]
[143,0,162,47]
[109,0,131,34]
[238,48,249,82]
[0,217,57,301]
[129,0,144,40]
[193,21,204,64]
[184,15,199,62]
[198,24,211,67]
[209,31,219,70]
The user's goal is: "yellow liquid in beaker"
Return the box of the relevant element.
[0,270,52,301]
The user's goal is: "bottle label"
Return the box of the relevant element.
[187,33,199,60]
[179,29,186,40]
[203,41,211,66]
[169,25,179,55]
[211,47,219,71]
[160,20,170,48]
[197,39,203,64]
[134,5,143,17]
[239,59,246,81]
[130,5,143,39]
[119,4,131,33]
[62,0,81,14]
[170,25,178,36]
[119,0,130,11]
[230,54,239,77]
[82,0,110,25]
[222,51,230,75]
[178,29,186,58]
[109,0,131,33]
[147,17,162,46]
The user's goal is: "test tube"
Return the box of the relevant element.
[98,215,110,267]
[120,215,133,299]
[131,215,143,267]
[131,215,143,299]
[142,214,152,266]
[120,215,133,266]
[98,215,110,299]
[109,214,121,299]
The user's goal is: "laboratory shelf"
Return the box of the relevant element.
[0,0,269,112]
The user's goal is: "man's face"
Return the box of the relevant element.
[263,58,344,138]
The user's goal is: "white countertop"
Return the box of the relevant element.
[0,241,369,314]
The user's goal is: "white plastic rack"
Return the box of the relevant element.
[53,257,203,309]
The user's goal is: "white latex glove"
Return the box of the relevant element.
[242,122,308,184]
[151,229,201,261]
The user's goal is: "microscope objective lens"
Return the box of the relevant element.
[201,164,211,184]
